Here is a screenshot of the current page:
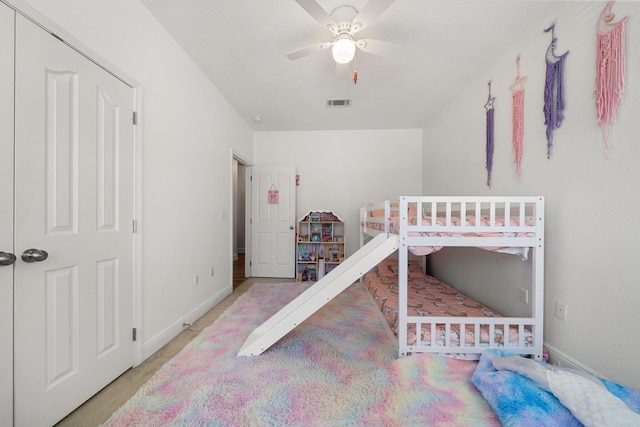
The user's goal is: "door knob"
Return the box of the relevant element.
[290,226,294,230]
[0,251,16,266]
[21,249,49,263]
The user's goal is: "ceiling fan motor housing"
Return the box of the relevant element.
[330,5,359,63]
[329,5,359,34]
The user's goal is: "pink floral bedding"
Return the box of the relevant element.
[363,258,532,350]
[364,213,534,259]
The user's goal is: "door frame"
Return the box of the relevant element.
[231,149,253,280]
[0,2,15,419]
[4,0,144,365]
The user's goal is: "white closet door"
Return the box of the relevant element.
[13,15,135,426]
[0,3,15,421]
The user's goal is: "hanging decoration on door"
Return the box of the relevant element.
[485,80,496,188]
[510,56,527,176]
[595,0,627,157]
[267,184,279,205]
[543,22,569,159]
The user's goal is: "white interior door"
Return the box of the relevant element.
[250,166,296,278]
[13,15,135,426]
[0,3,15,420]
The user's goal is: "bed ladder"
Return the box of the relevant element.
[238,233,399,357]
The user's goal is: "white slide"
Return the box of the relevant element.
[238,233,399,356]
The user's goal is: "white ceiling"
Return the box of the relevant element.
[140,0,552,131]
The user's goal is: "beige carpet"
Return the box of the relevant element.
[55,278,294,427]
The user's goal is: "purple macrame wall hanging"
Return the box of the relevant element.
[485,81,495,187]
[543,23,569,159]
[510,56,527,176]
[596,0,627,156]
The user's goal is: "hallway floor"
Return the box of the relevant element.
[233,252,245,289]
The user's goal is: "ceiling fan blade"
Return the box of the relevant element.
[295,0,336,33]
[286,42,332,60]
[351,0,396,33]
[355,38,401,57]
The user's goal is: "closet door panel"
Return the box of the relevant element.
[0,2,15,421]
[13,14,135,426]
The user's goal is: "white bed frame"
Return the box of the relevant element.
[361,196,545,360]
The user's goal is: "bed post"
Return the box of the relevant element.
[359,206,366,249]
[384,200,391,234]
[398,197,409,356]
[532,196,545,360]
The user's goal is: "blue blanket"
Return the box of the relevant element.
[472,349,640,427]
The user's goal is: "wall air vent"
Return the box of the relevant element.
[326,98,352,108]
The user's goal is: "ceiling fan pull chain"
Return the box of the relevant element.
[353,51,358,84]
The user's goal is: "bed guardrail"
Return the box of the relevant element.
[360,200,392,238]
[402,316,537,357]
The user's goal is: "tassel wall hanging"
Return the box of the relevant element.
[485,81,496,187]
[595,0,627,156]
[510,56,527,176]
[543,23,569,159]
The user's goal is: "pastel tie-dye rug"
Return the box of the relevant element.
[103,282,499,426]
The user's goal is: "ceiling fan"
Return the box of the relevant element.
[287,0,398,64]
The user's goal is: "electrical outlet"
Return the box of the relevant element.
[519,288,529,304]
[555,301,568,321]
[193,274,199,286]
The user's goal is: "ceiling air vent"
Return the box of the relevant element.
[326,98,352,108]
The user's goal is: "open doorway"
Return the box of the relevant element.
[232,156,248,288]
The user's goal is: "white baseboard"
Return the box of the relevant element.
[140,285,233,362]
[544,342,607,380]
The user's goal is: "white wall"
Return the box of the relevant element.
[18,0,254,359]
[254,129,423,256]
[423,2,640,389]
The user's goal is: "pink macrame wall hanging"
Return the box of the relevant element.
[485,81,495,187]
[543,23,569,159]
[510,57,527,176]
[595,0,627,156]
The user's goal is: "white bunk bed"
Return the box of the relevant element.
[360,196,545,360]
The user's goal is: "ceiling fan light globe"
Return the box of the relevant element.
[332,38,355,64]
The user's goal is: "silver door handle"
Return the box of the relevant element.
[0,251,16,266]
[21,249,49,263]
